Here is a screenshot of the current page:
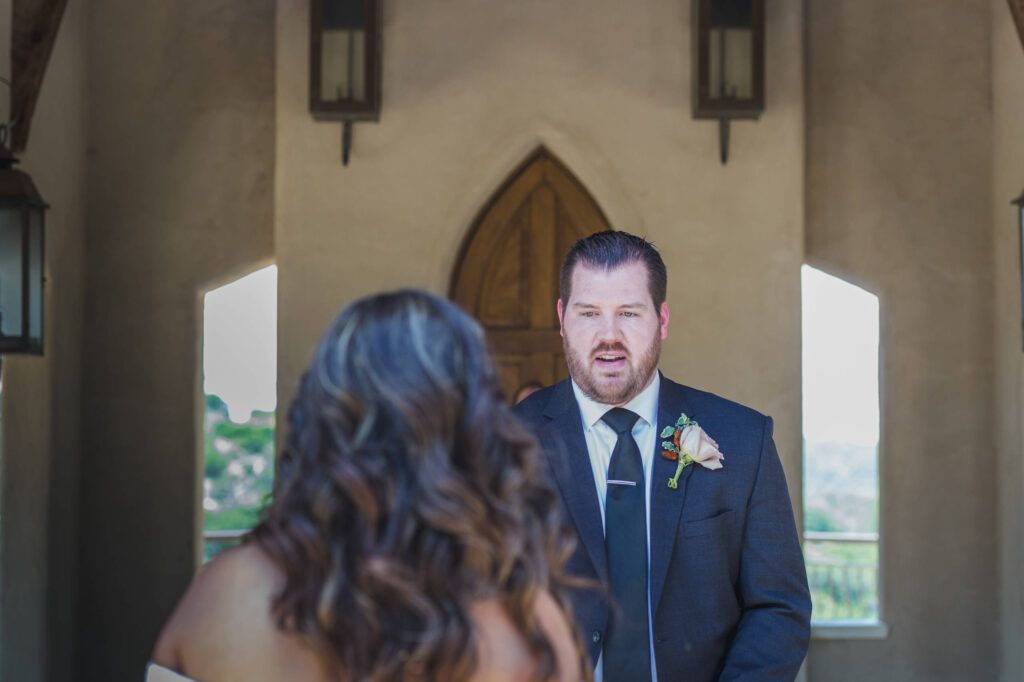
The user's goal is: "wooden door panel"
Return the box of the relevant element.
[451,148,612,402]
[552,352,569,384]
[495,353,559,402]
[527,184,558,328]
[451,163,544,313]
[478,208,529,327]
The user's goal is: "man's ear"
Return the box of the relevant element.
[557,299,565,336]
[659,301,669,340]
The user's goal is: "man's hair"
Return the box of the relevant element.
[559,230,668,307]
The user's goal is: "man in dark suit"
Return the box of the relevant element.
[514,231,811,681]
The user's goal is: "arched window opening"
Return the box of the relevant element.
[801,265,881,624]
[202,265,277,561]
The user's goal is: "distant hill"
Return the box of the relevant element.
[803,440,878,534]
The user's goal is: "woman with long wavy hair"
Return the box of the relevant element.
[149,290,589,682]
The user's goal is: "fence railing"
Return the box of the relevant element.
[804,531,879,620]
[804,530,878,543]
[202,528,248,562]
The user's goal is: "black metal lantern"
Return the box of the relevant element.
[0,143,45,355]
[692,0,765,163]
[1014,189,1024,352]
[310,0,382,165]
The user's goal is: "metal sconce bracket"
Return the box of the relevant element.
[1013,189,1024,351]
[342,121,353,166]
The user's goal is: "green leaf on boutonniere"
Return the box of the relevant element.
[660,426,676,438]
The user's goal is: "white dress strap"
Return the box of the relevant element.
[146,662,197,682]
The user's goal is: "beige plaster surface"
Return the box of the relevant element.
[78,1,275,678]
[805,1,997,680]
[0,0,87,680]
[992,3,1024,680]
[275,0,806,511]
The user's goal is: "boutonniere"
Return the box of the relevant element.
[660,414,724,489]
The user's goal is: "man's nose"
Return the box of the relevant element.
[597,315,624,342]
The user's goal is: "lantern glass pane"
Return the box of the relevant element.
[708,27,753,100]
[321,0,367,103]
[708,0,753,101]
[0,209,23,339]
[28,208,42,345]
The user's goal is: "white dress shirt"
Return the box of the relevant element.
[570,373,661,682]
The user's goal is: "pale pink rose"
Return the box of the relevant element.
[678,424,724,470]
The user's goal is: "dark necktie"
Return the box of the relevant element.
[601,407,652,682]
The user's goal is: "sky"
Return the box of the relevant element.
[801,265,880,446]
[203,265,277,423]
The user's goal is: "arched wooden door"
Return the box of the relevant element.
[450,148,613,400]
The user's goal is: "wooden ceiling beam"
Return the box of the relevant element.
[10,0,68,152]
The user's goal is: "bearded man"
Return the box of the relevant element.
[513,231,811,682]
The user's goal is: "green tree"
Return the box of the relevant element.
[805,509,842,533]
[205,449,228,479]
[213,422,273,454]
[205,394,229,416]
[205,504,263,532]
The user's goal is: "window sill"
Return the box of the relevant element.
[811,619,889,640]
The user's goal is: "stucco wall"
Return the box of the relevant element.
[0,0,1017,678]
[992,3,1024,681]
[79,1,275,678]
[0,0,87,680]
[805,2,997,680]
[276,0,806,514]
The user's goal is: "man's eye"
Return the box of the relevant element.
[581,311,596,317]
[621,311,636,317]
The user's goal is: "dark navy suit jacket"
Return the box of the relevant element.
[513,375,811,681]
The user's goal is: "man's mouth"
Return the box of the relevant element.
[594,352,627,370]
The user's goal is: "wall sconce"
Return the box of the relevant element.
[310,0,382,166]
[692,0,764,164]
[1014,189,1024,351]
[1010,0,1024,58]
[0,129,46,355]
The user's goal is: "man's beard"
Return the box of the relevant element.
[564,334,661,406]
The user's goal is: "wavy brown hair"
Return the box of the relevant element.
[249,290,589,681]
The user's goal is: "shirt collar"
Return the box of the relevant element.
[571,371,661,432]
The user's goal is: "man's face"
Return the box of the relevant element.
[557,261,669,406]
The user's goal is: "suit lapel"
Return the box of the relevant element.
[541,381,609,583]
[649,377,696,614]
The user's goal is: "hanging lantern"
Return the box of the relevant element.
[692,0,765,163]
[309,0,382,165]
[0,142,46,355]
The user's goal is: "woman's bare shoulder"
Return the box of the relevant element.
[470,589,582,682]
[154,545,279,642]
[152,544,328,681]
[152,549,582,682]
